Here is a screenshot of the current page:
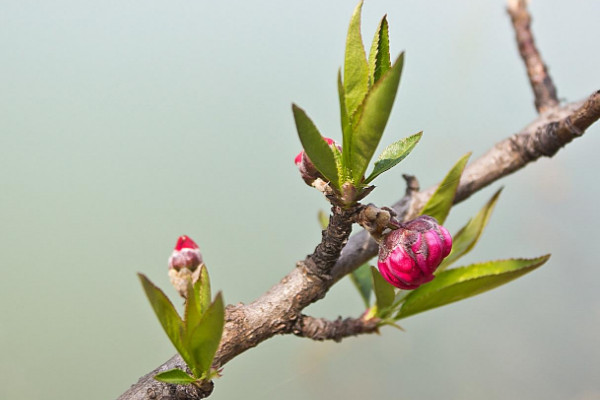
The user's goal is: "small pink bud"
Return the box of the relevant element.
[377,215,452,290]
[168,235,204,299]
[168,235,203,272]
[294,137,341,185]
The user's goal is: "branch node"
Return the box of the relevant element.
[402,174,420,195]
[565,116,584,137]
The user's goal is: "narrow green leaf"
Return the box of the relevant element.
[138,274,187,361]
[185,292,225,377]
[395,255,550,320]
[292,104,339,187]
[368,16,391,86]
[438,188,503,272]
[198,265,211,315]
[184,281,201,332]
[378,319,405,331]
[420,153,470,224]
[337,69,352,172]
[318,210,329,230]
[184,266,212,333]
[154,369,198,384]
[344,0,369,117]
[331,142,348,183]
[364,132,422,184]
[350,53,405,183]
[350,263,373,308]
[371,266,395,314]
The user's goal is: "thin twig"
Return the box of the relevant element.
[409,90,600,218]
[507,0,559,113]
[292,315,379,342]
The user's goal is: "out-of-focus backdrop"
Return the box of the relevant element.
[1,1,599,399]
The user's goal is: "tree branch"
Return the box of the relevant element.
[119,89,600,400]
[409,90,600,218]
[118,2,600,398]
[507,0,559,113]
[307,205,359,277]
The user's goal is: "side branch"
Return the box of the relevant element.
[292,315,379,342]
[308,205,358,276]
[507,0,559,112]
[430,90,600,209]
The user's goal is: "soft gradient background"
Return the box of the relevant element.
[1,1,599,399]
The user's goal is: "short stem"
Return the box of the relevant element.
[387,217,405,230]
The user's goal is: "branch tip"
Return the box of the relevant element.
[507,0,558,113]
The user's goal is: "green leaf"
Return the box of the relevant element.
[318,210,329,230]
[185,292,225,377]
[331,142,347,183]
[371,266,395,315]
[378,319,404,331]
[438,188,502,272]
[395,255,550,320]
[368,16,391,86]
[350,263,373,308]
[138,274,187,361]
[337,69,352,172]
[184,266,212,334]
[420,153,470,224]
[350,53,405,183]
[198,266,211,315]
[184,281,201,332]
[154,369,198,385]
[364,132,422,184]
[292,104,339,187]
[344,0,369,118]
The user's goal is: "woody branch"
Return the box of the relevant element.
[118,2,600,399]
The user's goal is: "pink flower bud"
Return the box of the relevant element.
[168,235,204,299]
[294,137,341,185]
[377,215,452,290]
[168,235,203,272]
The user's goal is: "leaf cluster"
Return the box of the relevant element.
[293,1,421,205]
[138,267,225,386]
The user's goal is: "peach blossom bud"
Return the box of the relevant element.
[294,137,341,185]
[168,235,203,298]
[168,235,202,272]
[377,215,452,289]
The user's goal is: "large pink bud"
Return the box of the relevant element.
[294,137,341,185]
[377,215,452,290]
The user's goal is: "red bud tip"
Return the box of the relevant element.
[174,235,199,251]
[169,235,203,271]
[294,137,341,186]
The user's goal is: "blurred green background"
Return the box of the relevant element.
[1,1,599,399]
